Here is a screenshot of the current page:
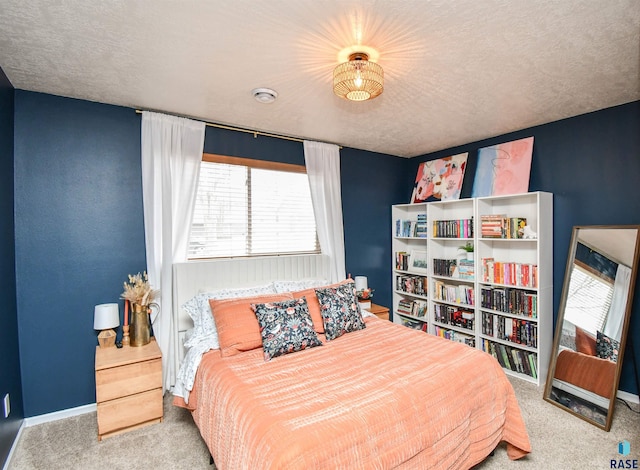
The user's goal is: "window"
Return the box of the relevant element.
[188,154,319,259]
[564,262,614,335]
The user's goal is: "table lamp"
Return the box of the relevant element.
[94,303,120,348]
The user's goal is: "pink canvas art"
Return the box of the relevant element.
[471,137,534,197]
[411,153,468,203]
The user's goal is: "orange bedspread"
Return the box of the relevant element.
[177,318,531,469]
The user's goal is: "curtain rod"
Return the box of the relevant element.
[135,109,342,148]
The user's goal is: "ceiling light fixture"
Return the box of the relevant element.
[252,88,278,104]
[333,52,384,102]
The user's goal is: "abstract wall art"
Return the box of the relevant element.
[471,137,534,197]
[411,152,468,203]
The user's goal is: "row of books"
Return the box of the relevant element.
[433,280,475,306]
[434,326,475,347]
[480,258,538,288]
[481,312,538,348]
[395,214,428,238]
[482,339,538,379]
[457,259,475,280]
[433,304,475,331]
[397,299,428,317]
[480,286,538,318]
[400,317,428,332]
[433,258,457,277]
[432,218,473,238]
[395,274,428,296]
[395,251,411,271]
[480,215,527,239]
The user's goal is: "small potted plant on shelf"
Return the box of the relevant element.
[458,242,474,261]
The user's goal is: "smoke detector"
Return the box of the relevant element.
[252,88,278,104]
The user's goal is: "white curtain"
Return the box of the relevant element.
[303,140,346,282]
[141,111,205,392]
[603,264,632,341]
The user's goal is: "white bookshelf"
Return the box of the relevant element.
[391,203,429,332]
[428,198,477,348]
[391,192,553,385]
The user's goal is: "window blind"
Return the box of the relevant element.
[188,160,319,259]
[563,264,614,335]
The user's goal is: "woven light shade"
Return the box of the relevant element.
[333,52,384,101]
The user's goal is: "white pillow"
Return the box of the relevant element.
[272,279,330,293]
[181,284,277,349]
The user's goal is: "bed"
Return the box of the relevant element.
[172,254,531,469]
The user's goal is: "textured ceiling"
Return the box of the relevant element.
[1,0,638,157]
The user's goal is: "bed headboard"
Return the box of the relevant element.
[172,254,330,364]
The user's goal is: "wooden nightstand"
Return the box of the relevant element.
[368,303,390,321]
[95,339,163,440]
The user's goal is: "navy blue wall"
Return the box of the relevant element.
[0,67,22,466]
[341,147,408,307]
[14,92,146,416]
[409,101,640,394]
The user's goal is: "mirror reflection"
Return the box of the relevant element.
[544,226,640,431]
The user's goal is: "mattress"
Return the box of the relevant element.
[176,317,530,469]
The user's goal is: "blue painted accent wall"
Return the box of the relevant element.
[340,147,408,309]
[14,91,146,416]
[0,67,22,466]
[409,101,640,394]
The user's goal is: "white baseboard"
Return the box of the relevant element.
[3,403,96,470]
[2,420,24,470]
[617,390,640,405]
[24,402,96,427]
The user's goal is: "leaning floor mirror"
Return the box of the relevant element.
[544,225,640,430]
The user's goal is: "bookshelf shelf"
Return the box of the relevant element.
[479,307,539,322]
[394,290,428,300]
[434,321,474,334]
[432,274,475,283]
[480,334,538,352]
[392,192,552,386]
[396,311,428,321]
[432,298,474,309]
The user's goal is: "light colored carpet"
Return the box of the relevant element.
[7,377,640,470]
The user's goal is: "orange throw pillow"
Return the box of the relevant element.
[575,326,597,356]
[209,293,293,357]
[293,279,352,334]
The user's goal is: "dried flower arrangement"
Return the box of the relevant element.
[121,271,159,306]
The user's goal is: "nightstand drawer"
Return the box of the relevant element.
[97,388,163,436]
[96,358,162,402]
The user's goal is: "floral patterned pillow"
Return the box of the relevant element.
[252,297,323,361]
[596,330,620,362]
[315,281,366,341]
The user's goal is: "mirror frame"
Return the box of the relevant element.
[544,225,640,431]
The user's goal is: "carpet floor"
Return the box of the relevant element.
[7,377,640,469]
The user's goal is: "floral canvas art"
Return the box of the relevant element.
[471,137,534,197]
[411,153,468,203]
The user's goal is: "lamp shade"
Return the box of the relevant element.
[354,276,368,292]
[333,52,384,102]
[94,303,120,330]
